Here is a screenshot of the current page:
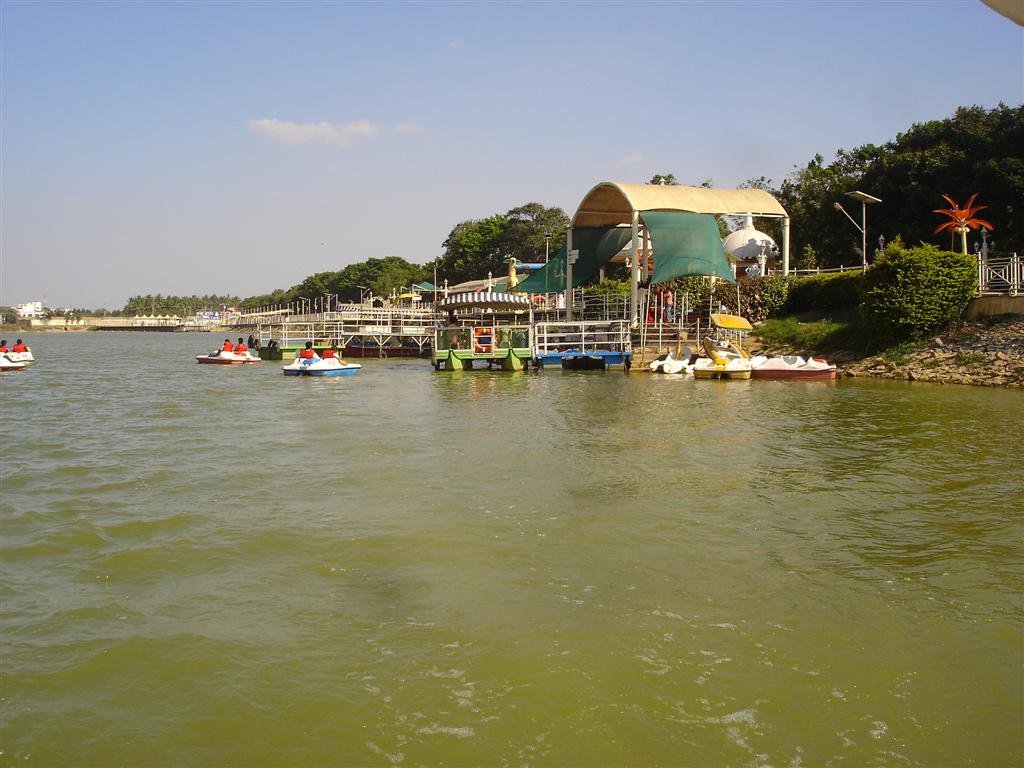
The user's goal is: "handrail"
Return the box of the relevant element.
[978,252,1021,296]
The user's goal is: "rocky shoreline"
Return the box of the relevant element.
[833,316,1024,388]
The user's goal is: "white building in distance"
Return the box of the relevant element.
[15,301,46,318]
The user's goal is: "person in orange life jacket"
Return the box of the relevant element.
[12,339,28,352]
[235,337,248,354]
[298,341,318,359]
[322,346,336,359]
[0,340,8,353]
[221,338,234,352]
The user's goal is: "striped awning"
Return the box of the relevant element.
[439,292,532,311]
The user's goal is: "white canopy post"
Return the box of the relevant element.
[631,210,640,326]
[782,217,791,276]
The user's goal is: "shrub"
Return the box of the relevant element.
[583,278,630,297]
[785,271,864,314]
[740,275,791,322]
[860,244,976,340]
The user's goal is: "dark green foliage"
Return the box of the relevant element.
[583,278,630,297]
[785,271,864,314]
[428,202,569,285]
[757,104,1022,267]
[241,257,430,309]
[123,294,241,316]
[739,276,791,322]
[860,244,977,339]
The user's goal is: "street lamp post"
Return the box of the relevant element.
[833,191,882,272]
[544,232,552,264]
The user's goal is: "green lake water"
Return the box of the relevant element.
[1,332,1021,766]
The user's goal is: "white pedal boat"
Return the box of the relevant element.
[649,350,694,376]
[282,357,361,376]
[0,354,27,372]
[196,349,261,365]
[749,354,837,380]
[4,349,35,365]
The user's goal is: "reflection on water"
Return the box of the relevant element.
[2,333,1022,766]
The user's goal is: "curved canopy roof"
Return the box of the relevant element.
[573,182,787,227]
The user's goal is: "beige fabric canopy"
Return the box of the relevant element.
[572,182,787,226]
[982,0,1024,25]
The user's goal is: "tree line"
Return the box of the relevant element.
[72,103,1020,314]
[766,103,1022,268]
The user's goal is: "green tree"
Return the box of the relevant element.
[429,203,569,286]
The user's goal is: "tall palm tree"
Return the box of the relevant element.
[933,194,994,254]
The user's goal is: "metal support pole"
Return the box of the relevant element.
[631,210,640,326]
[782,217,790,276]
[861,202,868,273]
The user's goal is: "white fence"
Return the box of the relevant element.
[978,253,1021,296]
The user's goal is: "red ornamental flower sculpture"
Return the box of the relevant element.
[933,194,994,254]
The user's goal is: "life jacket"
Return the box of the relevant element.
[12,343,27,352]
[299,348,316,359]
[235,343,248,353]
[0,346,8,353]
[322,349,335,358]
[222,341,234,352]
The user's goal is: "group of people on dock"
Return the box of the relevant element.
[0,339,28,353]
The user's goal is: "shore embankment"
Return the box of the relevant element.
[772,315,1021,388]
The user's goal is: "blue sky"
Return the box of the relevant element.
[2,0,1021,309]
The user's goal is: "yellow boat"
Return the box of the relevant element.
[692,336,753,379]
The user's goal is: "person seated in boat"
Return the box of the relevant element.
[0,340,7,353]
[322,346,336,359]
[298,341,319,359]
[12,339,27,353]
[235,337,248,354]
[221,338,234,352]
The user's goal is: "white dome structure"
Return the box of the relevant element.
[722,214,779,262]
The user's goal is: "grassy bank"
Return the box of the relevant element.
[753,313,868,355]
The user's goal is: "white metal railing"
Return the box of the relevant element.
[978,252,1021,296]
[258,315,437,347]
[533,320,631,356]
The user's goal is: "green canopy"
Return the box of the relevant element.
[641,211,734,284]
[412,281,437,291]
[511,227,634,293]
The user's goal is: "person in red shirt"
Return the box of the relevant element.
[0,340,8,353]
[12,339,27,353]
[322,346,336,359]
[221,339,233,352]
[298,341,318,359]
[235,337,248,354]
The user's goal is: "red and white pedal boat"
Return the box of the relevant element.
[749,354,837,380]
[196,349,261,365]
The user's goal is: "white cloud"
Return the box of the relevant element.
[614,152,647,169]
[247,118,381,146]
